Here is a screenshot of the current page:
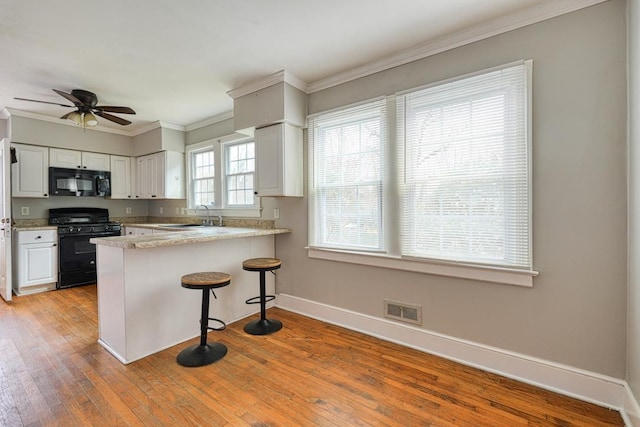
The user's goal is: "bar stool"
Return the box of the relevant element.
[242,257,282,335]
[177,272,231,367]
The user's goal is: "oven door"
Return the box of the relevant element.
[57,234,99,288]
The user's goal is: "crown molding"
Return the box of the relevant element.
[0,108,10,119]
[307,0,608,93]
[185,110,234,132]
[227,69,309,99]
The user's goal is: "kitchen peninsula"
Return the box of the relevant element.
[91,226,291,364]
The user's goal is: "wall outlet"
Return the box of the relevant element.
[21,206,29,216]
[273,208,280,219]
[159,207,164,214]
[125,207,132,214]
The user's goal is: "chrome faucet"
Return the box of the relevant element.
[198,205,213,225]
[217,215,223,227]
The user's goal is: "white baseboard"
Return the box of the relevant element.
[276,293,639,424]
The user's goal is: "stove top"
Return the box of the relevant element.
[49,207,121,235]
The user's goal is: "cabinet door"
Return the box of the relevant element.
[19,243,57,287]
[11,144,49,198]
[49,148,82,168]
[255,123,303,197]
[82,152,110,171]
[123,226,151,236]
[110,156,132,199]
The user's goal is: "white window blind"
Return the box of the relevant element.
[309,99,386,251]
[397,62,531,269]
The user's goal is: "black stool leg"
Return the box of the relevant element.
[177,288,227,367]
[244,270,282,335]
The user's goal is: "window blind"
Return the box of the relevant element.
[309,99,386,251]
[397,62,531,269]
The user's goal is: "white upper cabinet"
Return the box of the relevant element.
[50,148,110,171]
[109,155,133,199]
[135,151,184,199]
[255,123,303,197]
[11,143,49,198]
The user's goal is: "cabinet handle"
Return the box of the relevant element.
[52,244,57,247]
[36,236,41,239]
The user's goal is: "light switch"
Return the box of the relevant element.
[21,206,29,216]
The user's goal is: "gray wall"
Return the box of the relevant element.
[11,115,133,155]
[628,0,640,399]
[275,1,628,378]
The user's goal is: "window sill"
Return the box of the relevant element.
[307,247,538,287]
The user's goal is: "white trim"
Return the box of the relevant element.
[623,382,640,426]
[307,0,608,93]
[0,108,10,119]
[130,120,185,136]
[276,294,630,416]
[308,247,537,287]
[185,110,234,132]
[227,69,309,99]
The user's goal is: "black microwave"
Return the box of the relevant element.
[49,167,111,197]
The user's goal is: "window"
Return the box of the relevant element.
[309,61,534,286]
[225,141,255,206]
[191,149,215,206]
[186,136,260,216]
[308,99,386,251]
[398,62,530,269]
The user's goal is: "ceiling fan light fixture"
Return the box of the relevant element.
[84,112,98,127]
[67,111,82,126]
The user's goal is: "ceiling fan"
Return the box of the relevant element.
[14,89,136,127]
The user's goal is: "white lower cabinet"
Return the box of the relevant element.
[13,229,58,295]
[123,226,152,236]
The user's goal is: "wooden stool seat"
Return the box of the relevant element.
[242,258,282,271]
[181,272,231,288]
[177,271,231,367]
[242,258,282,335]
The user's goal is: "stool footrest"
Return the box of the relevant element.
[204,317,226,332]
[245,295,276,305]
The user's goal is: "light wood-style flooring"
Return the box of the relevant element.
[0,285,624,426]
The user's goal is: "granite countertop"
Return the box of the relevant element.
[90,226,291,249]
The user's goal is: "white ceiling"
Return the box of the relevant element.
[0,0,601,134]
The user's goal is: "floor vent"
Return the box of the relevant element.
[384,300,422,325]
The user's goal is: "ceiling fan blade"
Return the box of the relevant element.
[94,110,132,126]
[96,106,136,114]
[52,89,82,105]
[13,97,73,108]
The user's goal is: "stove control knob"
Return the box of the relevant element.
[90,227,94,232]
[104,225,110,231]
[68,226,74,233]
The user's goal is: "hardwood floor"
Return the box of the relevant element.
[0,285,624,426]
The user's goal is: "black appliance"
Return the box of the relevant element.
[49,167,111,197]
[49,207,121,289]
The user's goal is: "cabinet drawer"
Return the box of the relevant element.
[16,230,57,244]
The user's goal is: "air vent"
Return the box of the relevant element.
[384,300,422,325]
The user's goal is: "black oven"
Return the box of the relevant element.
[49,208,121,289]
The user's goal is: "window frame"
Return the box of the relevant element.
[186,135,261,217]
[308,61,537,287]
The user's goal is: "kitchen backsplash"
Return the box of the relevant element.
[13,216,276,229]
